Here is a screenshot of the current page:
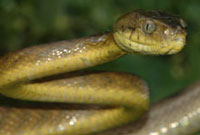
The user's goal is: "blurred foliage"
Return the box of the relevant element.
[0,0,200,103]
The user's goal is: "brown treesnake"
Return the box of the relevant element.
[0,10,199,135]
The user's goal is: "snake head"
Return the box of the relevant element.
[113,10,187,55]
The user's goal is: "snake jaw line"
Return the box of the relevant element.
[114,31,185,55]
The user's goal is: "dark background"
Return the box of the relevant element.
[0,0,200,132]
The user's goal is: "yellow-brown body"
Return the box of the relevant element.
[0,10,199,135]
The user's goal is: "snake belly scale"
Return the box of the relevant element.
[0,10,199,135]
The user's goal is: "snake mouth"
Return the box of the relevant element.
[113,31,186,55]
[113,32,155,54]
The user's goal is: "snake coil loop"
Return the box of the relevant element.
[0,10,198,135]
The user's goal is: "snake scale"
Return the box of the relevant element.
[0,10,199,135]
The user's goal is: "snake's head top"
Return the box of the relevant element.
[113,10,187,55]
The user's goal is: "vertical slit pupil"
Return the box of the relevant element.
[145,24,150,31]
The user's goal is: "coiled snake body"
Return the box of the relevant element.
[0,10,199,135]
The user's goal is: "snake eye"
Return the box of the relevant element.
[142,20,156,34]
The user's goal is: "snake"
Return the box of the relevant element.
[0,9,199,135]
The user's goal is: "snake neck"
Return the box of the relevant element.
[0,32,126,88]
